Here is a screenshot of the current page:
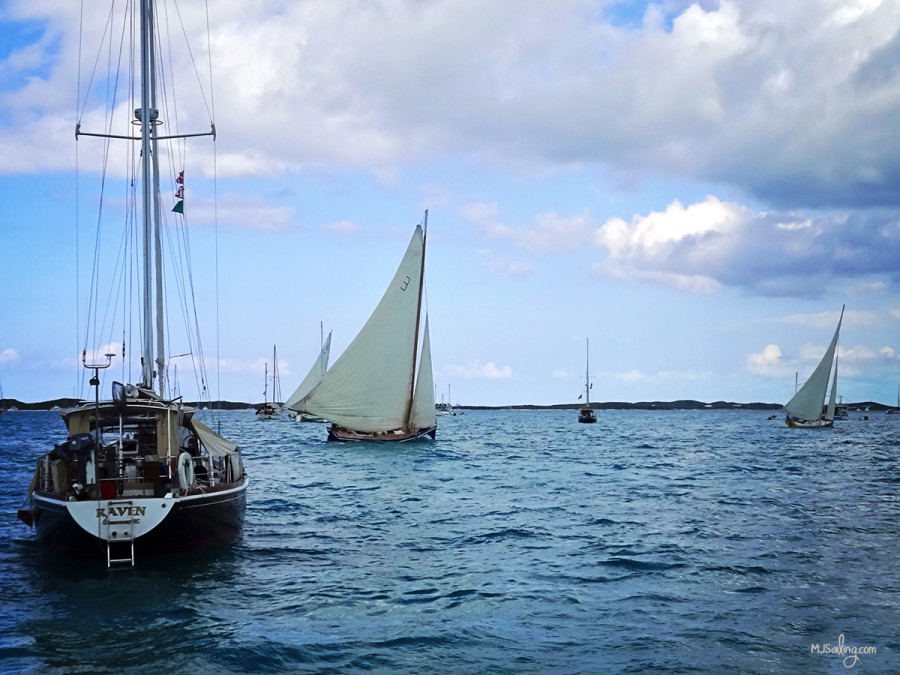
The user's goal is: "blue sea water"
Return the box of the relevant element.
[1,408,898,674]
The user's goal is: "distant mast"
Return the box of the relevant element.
[585,339,591,406]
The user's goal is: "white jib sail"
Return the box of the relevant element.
[297,226,425,432]
[410,315,436,430]
[825,355,839,421]
[284,331,332,412]
[783,307,844,420]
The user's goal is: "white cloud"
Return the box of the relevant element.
[614,369,643,382]
[747,344,784,376]
[7,0,898,209]
[0,348,21,366]
[515,211,592,253]
[461,203,590,252]
[190,193,295,231]
[880,346,896,359]
[448,360,512,379]
[595,196,744,259]
[594,196,900,297]
[460,202,511,239]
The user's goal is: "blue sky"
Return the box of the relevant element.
[2,0,900,407]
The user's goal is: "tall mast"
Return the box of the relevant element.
[404,210,428,427]
[137,0,165,394]
[585,338,590,406]
[139,0,154,388]
[150,0,165,396]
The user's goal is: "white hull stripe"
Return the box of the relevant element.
[33,479,248,541]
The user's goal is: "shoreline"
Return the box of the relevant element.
[3,398,895,413]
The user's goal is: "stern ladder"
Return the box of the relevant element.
[104,499,136,567]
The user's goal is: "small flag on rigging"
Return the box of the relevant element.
[172,169,185,213]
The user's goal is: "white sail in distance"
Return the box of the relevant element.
[284,331,332,412]
[783,306,844,421]
[296,226,426,432]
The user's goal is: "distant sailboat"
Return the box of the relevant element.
[285,324,332,422]
[292,212,436,442]
[887,385,900,415]
[783,306,844,428]
[256,346,282,419]
[435,385,456,416]
[578,338,597,423]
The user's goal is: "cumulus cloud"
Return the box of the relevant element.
[747,344,785,376]
[448,360,512,379]
[6,1,898,208]
[593,196,900,297]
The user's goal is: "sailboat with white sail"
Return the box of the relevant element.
[289,213,436,442]
[435,385,456,416]
[578,339,597,423]
[783,306,844,428]
[285,324,332,422]
[16,0,247,565]
[256,346,282,419]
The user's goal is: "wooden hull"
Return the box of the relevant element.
[29,479,247,560]
[785,416,834,428]
[327,425,436,442]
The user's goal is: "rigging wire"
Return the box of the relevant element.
[75,0,218,405]
[75,0,84,398]
[205,0,222,415]
[172,0,214,123]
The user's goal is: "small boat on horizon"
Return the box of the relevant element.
[256,346,283,420]
[783,305,844,428]
[578,338,597,424]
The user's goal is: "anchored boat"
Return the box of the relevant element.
[17,0,247,565]
[578,339,597,424]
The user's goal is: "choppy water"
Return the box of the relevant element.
[1,408,898,673]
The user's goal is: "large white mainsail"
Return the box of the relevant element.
[284,330,332,412]
[297,225,426,433]
[783,306,844,422]
[410,316,436,430]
